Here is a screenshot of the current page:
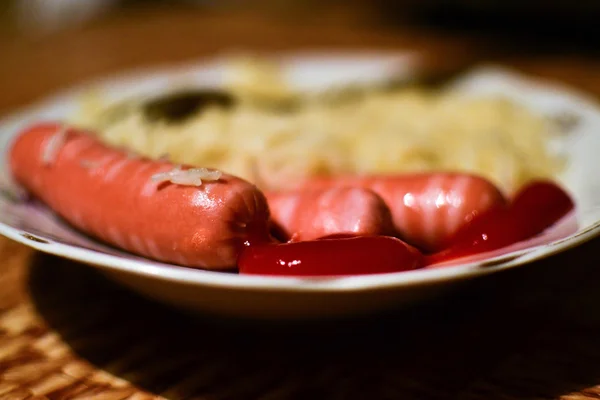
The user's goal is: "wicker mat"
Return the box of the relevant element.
[2,236,600,400]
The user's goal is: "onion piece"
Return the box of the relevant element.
[150,166,222,187]
[41,125,68,166]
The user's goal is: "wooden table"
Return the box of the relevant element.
[1,7,600,400]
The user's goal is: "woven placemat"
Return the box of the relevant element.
[1,236,600,400]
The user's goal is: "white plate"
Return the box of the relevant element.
[1,52,600,319]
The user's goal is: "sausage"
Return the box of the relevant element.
[239,236,424,276]
[266,187,395,242]
[9,123,272,269]
[426,180,575,265]
[300,173,506,251]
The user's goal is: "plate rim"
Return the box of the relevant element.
[1,218,599,292]
[1,51,600,293]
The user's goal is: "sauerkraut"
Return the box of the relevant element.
[71,57,565,194]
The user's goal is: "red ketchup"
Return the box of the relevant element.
[427,181,574,265]
[240,180,573,276]
[238,236,424,276]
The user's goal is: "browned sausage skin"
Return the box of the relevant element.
[9,123,272,269]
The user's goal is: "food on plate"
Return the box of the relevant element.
[428,180,575,264]
[72,57,565,195]
[143,90,237,124]
[239,236,424,276]
[9,121,575,276]
[297,173,506,252]
[7,58,579,277]
[245,180,574,276]
[9,123,272,269]
[265,187,395,242]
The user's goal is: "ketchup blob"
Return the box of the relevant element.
[239,236,424,276]
[427,181,574,264]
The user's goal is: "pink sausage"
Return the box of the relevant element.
[300,174,507,251]
[9,123,272,269]
[266,187,395,242]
